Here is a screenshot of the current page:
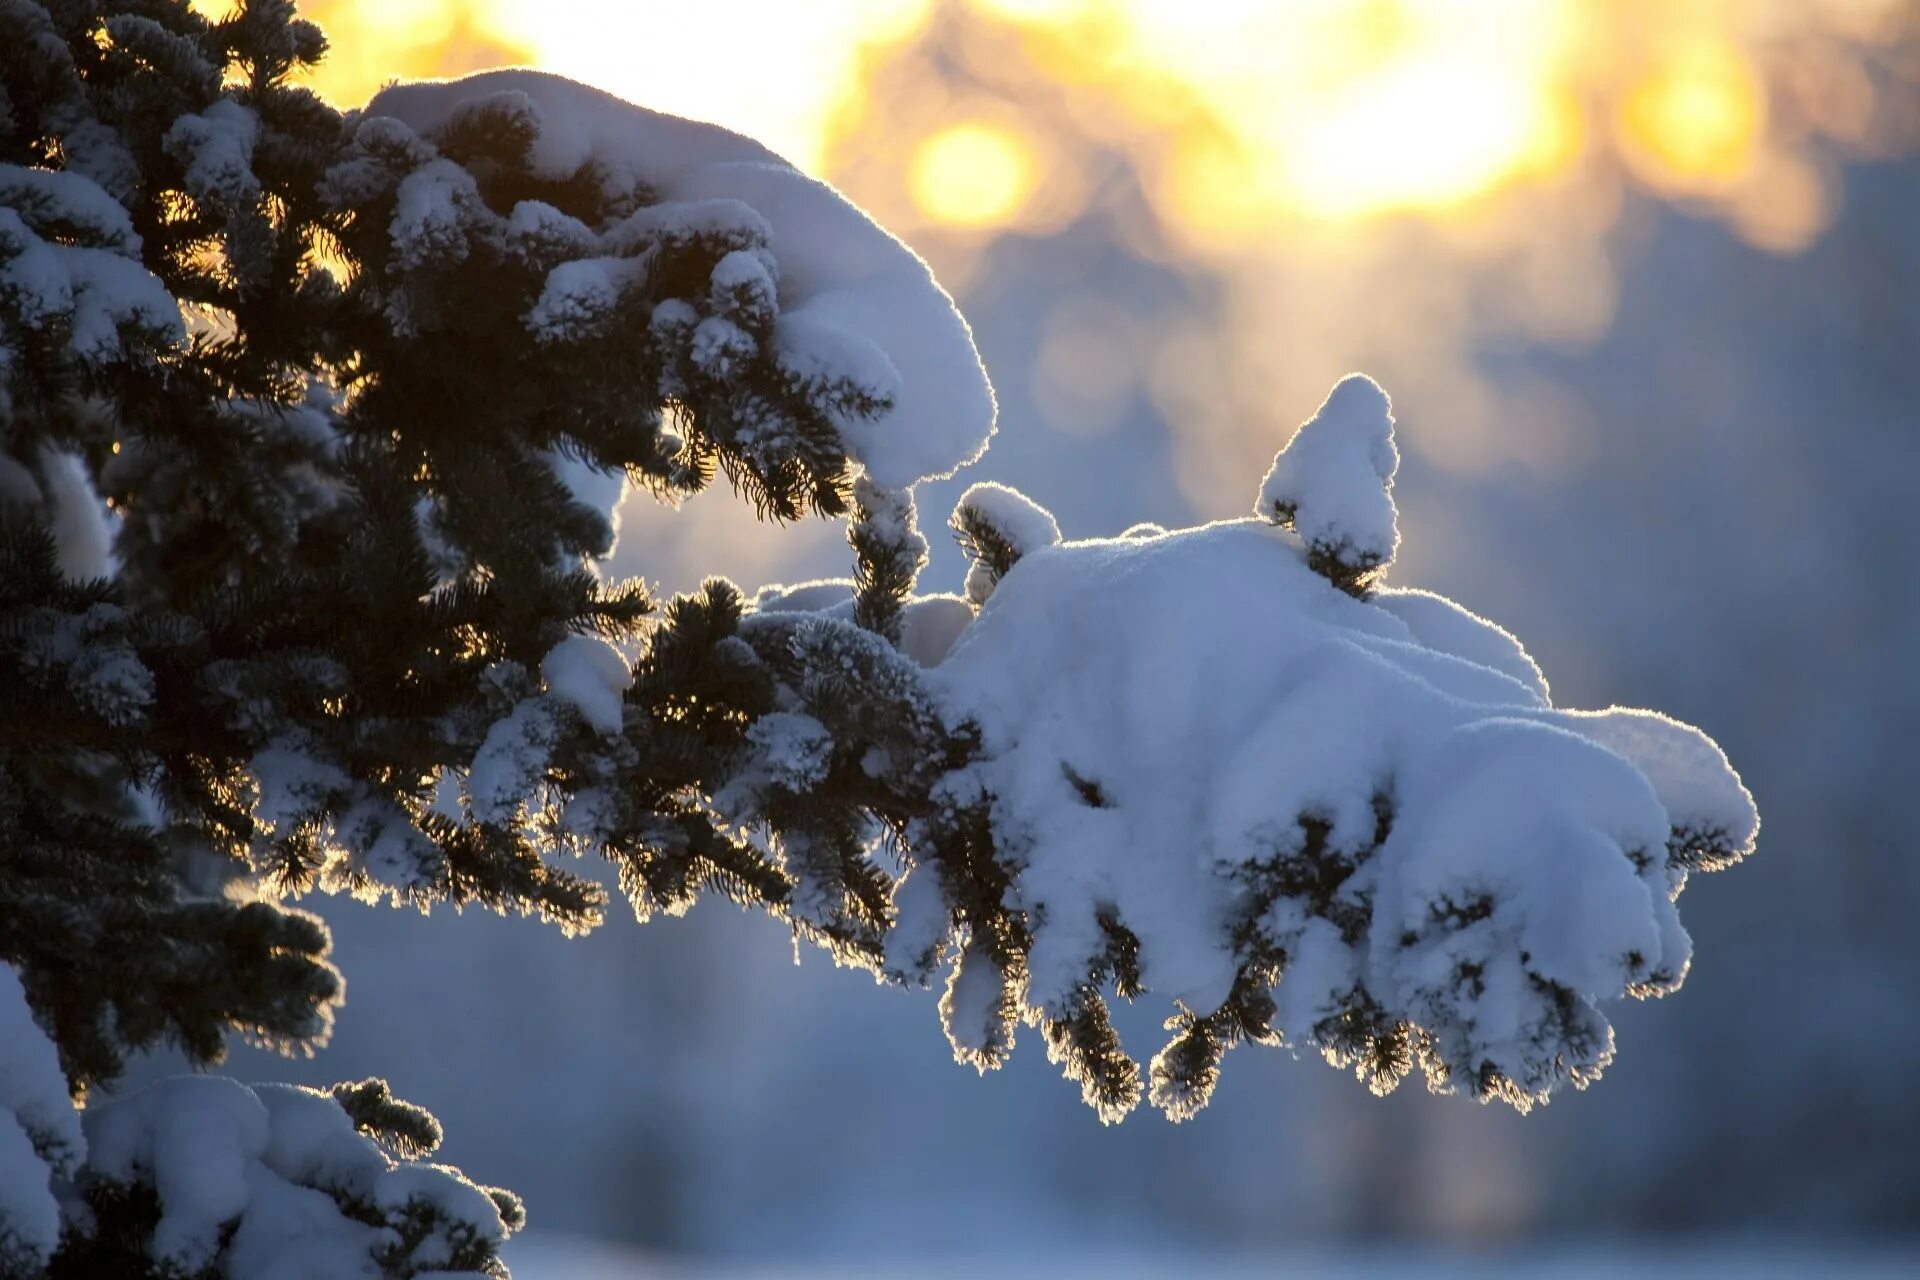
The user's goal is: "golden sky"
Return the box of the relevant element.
[256,0,1920,589]
[283,0,1918,254]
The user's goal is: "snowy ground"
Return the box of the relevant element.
[504,1234,1920,1279]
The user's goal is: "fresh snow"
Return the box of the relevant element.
[81,1076,509,1278]
[0,171,184,363]
[0,967,82,1275]
[1257,373,1400,574]
[751,580,974,668]
[721,373,1757,1111]
[541,635,632,737]
[952,481,1062,606]
[165,99,261,208]
[909,374,1754,1108]
[365,71,995,490]
[929,512,1751,1095]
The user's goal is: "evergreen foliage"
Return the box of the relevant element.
[0,3,1759,1276]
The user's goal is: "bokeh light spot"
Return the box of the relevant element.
[1620,40,1765,189]
[908,122,1039,227]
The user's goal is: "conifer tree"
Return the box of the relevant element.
[0,3,1758,1276]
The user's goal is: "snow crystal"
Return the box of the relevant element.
[366,70,995,489]
[540,634,631,737]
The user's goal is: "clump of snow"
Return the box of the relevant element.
[466,697,560,828]
[250,736,352,836]
[0,967,82,1276]
[164,99,260,209]
[540,635,631,737]
[0,165,140,255]
[750,579,973,668]
[896,595,975,668]
[524,258,623,345]
[34,446,116,581]
[1256,373,1399,590]
[1,169,184,365]
[951,481,1062,607]
[916,375,1755,1111]
[365,70,995,490]
[1373,586,1549,701]
[388,159,483,272]
[79,1077,513,1278]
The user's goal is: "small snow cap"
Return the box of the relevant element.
[1256,373,1400,595]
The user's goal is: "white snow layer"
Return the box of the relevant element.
[364,70,995,490]
[953,481,1063,606]
[1,166,185,364]
[82,1076,508,1278]
[721,368,1754,1108]
[928,508,1754,1096]
[540,635,631,737]
[752,579,974,669]
[1257,373,1400,570]
[0,967,82,1274]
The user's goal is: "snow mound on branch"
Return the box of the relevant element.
[0,966,82,1275]
[1256,373,1399,579]
[752,578,974,668]
[82,1077,512,1277]
[541,634,630,736]
[952,481,1062,606]
[931,510,1755,1104]
[366,70,995,490]
[0,166,184,365]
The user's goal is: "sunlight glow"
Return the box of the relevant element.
[908,123,1039,227]
[1619,39,1765,189]
[284,0,1917,250]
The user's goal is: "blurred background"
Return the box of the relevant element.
[188,0,1920,1272]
